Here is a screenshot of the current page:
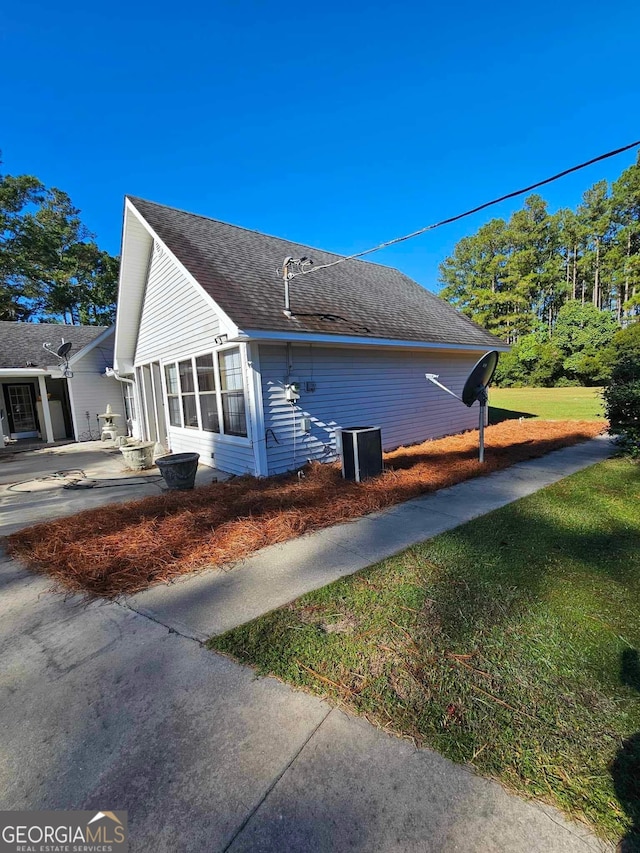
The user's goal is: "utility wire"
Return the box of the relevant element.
[292,139,640,279]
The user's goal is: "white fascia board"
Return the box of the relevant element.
[236,329,510,353]
[113,201,152,371]
[68,326,115,366]
[125,199,240,339]
[0,368,51,377]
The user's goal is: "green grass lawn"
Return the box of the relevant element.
[210,459,640,845]
[489,386,605,423]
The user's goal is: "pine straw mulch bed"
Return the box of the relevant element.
[5,420,604,598]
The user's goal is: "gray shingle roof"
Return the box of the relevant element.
[0,322,108,370]
[128,197,502,349]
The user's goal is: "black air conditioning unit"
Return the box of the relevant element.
[337,427,383,482]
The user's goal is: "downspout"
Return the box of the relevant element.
[105,367,143,439]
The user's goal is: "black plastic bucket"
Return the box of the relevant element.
[155,453,200,490]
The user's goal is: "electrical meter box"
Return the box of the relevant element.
[336,426,383,482]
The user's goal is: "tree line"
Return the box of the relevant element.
[439,153,640,385]
[1,160,119,325]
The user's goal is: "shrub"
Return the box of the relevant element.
[494,335,562,387]
[554,377,581,387]
[603,322,640,456]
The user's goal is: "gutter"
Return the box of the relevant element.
[0,368,51,377]
[228,330,510,352]
[105,367,135,386]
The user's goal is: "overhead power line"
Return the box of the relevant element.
[292,139,640,279]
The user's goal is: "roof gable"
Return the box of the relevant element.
[126,196,503,350]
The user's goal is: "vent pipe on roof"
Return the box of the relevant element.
[281,256,313,318]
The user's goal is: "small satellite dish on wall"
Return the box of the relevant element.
[56,340,73,358]
[425,350,500,463]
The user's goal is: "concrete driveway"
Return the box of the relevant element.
[0,441,223,536]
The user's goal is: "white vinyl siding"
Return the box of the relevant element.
[135,242,221,364]
[67,331,126,441]
[259,344,485,475]
[159,428,255,475]
[132,243,254,473]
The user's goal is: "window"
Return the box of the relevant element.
[196,354,219,432]
[219,347,247,436]
[163,347,247,438]
[123,383,136,422]
[179,359,198,428]
[164,364,181,427]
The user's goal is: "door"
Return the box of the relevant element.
[3,383,40,439]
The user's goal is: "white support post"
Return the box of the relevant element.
[245,343,269,477]
[37,375,55,443]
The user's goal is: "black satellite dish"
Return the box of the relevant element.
[56,341,73,358]
[425,350,500,463]
[462,350,499,407]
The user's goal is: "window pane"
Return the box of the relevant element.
[167,396,181,427]
[164,363,178,395]
[219,348,243,391]
[222,391,247,436]
[196,354,216,392]
[200,393,220,432]
[179,359,195,393]
[182,394,198,428]
[124,386,136,421]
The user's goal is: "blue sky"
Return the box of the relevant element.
[2,0,639,291]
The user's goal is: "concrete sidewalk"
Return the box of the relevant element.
[126,435,614,641]
[0,551,610,852]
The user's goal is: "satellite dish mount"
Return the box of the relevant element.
[43,338,74,379]
[425,351,499,463]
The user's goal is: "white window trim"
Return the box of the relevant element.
[177,357,199,430]
[217,344,250,439]
[159,343,251,444]
[195,352,220,436]
[163,363,183,429]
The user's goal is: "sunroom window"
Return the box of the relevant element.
[164,364,181,427]
[179,359,199,428]
[196,353,219,432]
[219,347,247,436]
[163,347,247,438]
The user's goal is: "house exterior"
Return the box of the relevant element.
[113,197,507,476]
[0,322,126,448]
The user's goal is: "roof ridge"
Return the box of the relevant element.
[126,195,417,276]
[0,321,108,330]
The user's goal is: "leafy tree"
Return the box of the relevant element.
[439,218,513,337]
[610,156,640,321]
[0,172,46,319]
[440,151,640,385]
[553,301,617,384]
[0,160,119,324]
[494,331,562,387]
